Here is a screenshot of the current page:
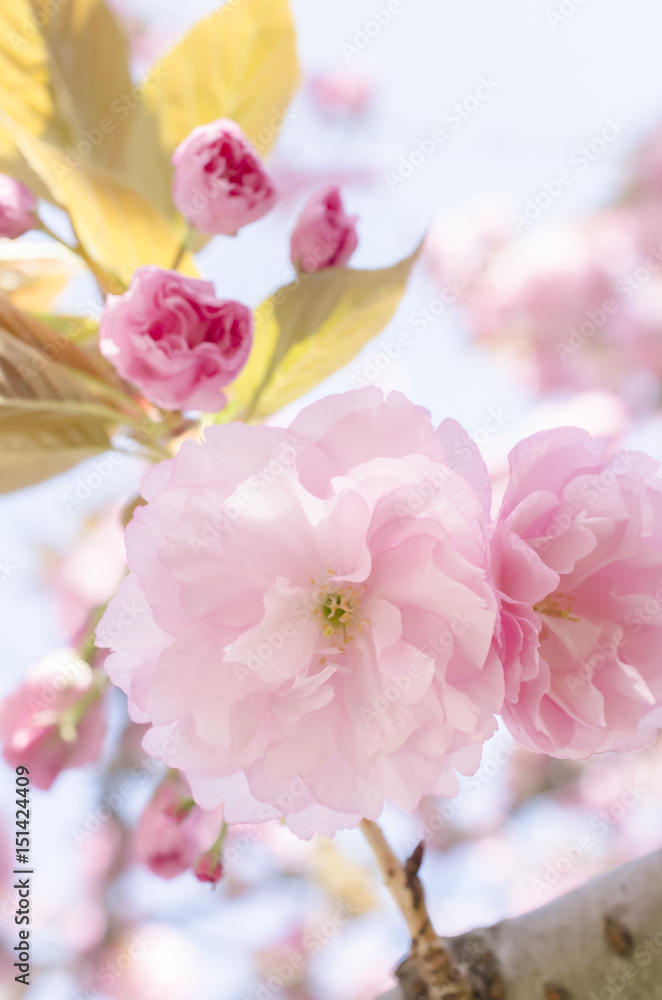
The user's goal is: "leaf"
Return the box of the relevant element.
[226,247,421,420]
[0,295,143,429]
[0,0,132,194]
[32,0,133,171]
[0,328,119,492]
[30,312,99,345]
[5,129,196,283]
[0,0,66,195]
[124,0,300,217]
[0,293,108,384]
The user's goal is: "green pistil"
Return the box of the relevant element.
[322,593,351,627]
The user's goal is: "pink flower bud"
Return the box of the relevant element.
[172,118,277,235]
[193,849,223,885]
[135,775,224,881]
[99,266,253,412]
[0,175,37,238]
[0,650,106,789]
[290,185,358,273]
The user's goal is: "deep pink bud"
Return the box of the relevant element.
[135,775,224,881]
[194,850,223,885]
[172,118,277,235]
[290,185,358,273]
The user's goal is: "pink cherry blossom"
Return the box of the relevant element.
[0,650,106,789]
[458,211,662,415]
[99,266,252,412]
[172,118,277,235]
[46,504,128,647]
[135,774,223,880]
[0,175,37,238]
[96,388,504,838]
[492,427,662,758]
[290,185,358,273]
[94,924,204,1000]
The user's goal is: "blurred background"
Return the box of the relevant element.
[3,0,662,997]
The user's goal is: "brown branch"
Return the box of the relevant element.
[360,819,473,999]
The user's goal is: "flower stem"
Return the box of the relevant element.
[37,220,120,298]
[171,225,194,271]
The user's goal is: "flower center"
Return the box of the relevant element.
[311,580,366,642]
[533,591,580,623]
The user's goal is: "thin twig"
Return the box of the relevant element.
[37,221,119,298]
[360,819,472,1000]
[360,819,436,944]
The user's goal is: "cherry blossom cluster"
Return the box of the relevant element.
[87,387,662,838]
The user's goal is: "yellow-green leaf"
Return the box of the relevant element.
[31,0,133,171]
[0,0,66,194]
[0,294,144,427]
[227,247,421,420]
[30,312,98,345]
[6,129,196,283]
[0,0,132,195]
[124,0,300,217]
[0,327,119,492]
[0,292,107,384]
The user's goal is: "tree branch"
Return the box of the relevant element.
[361,819,473,999]
[378,847,662,999]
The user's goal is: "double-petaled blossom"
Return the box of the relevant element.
[99,266,253,412]
[97,388,504,837]
[491,427,662,758]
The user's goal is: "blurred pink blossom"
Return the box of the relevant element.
[453,209,662,414]
[424,192,514,289]
[94,924,204,1000]
[0,650,106,788]
[309,69,373,117]
[46,505,127,646]
[0,175,37,238]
